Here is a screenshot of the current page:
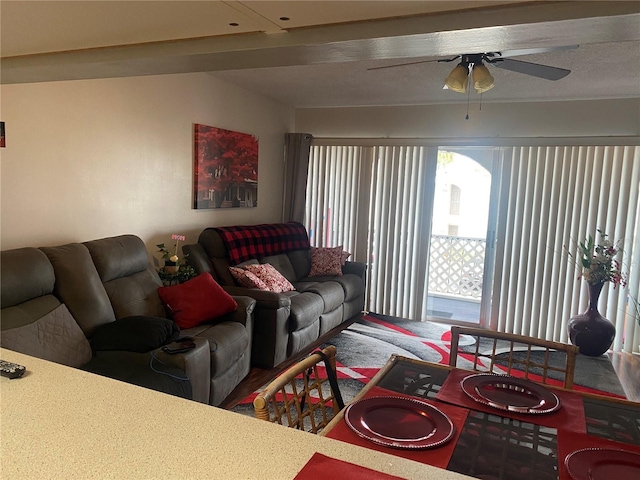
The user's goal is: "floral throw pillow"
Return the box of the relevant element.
[310,246,345,276]
[244,263,295,293]
[229,266,269,290]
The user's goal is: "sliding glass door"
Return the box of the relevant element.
[305,143,497,324]
[425,147,499,326]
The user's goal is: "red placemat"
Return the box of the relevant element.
[557,431,640,480]
[436,369,587,433]
[325,386,469,469]
[294,452,407,480]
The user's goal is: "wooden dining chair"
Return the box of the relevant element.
[253,345,344,434]
[449,326,579,389]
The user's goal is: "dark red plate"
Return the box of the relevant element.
[460,373,560,414]
[565,448,640,480]
[344,396,454,449]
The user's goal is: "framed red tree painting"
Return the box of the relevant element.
[193,124,258,209]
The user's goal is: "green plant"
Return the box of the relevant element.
[156,234,186,264]
[158,264,196,284]
[156,243,179,263]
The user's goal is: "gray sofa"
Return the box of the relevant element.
[183,223,366,369]
[1,234,255,407]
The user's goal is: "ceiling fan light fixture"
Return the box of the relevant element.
[472,64,495,93]
[445,64,469,93]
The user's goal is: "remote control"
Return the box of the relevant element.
[0,359,26,379]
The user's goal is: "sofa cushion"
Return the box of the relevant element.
[90,316,180,353]
[84,235,149,283]
[1,296,63,331]
[297,281,345,313]
[289,292,323,330]
[1,248,62,330]
[229,266,269,290]
[0,247,55,309]
[0,304,92,368]
[288,249,312,280]
[41,243,117,335]
[84,235,165,320]
[235,259,260,268]
[261,254,297,283]
[309,246,344,276]
[319,306,344,336]
[158,273,237,329]
[244,264,295,293]
[331,274,365,302]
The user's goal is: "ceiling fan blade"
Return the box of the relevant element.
[367,56,458,71]
[498,45,579,58]
[490,58,570,80]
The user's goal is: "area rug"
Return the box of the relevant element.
[229,313,626,417]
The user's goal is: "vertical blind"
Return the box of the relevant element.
[492,145,640,352]
[305,144,437,319]
[306,142,640,353]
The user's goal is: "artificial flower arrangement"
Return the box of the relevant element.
[156,234,196,285]
[570,229,626,287]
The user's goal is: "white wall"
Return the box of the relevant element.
[295,99,640,139]
[0,73,294,252]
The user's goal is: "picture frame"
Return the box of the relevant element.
[193,124,258,209]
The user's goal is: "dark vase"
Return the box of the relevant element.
[568,282,616,356]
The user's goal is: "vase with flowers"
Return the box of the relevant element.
[567,229,626,356]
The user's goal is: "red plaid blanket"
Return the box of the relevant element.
[214,222,310,264]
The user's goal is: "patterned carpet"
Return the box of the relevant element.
[230,313,625,417]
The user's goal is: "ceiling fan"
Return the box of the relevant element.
[368,46,575,94]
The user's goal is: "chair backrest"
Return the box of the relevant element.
[449,326,579,389]
[253,346,342,433]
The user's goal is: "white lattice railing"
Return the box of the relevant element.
[429,235,486,299]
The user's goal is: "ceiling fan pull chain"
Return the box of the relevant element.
[465,76,471,120]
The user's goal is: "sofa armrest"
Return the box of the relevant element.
[153,337,210,404]
[342,260,367,279]
[223,286,291,310]
[216,295,256,328]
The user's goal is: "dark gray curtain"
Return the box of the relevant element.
[282,133,313,223]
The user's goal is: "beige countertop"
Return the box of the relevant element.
[0,349,473,480]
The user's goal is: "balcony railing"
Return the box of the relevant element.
[429,235,486,299]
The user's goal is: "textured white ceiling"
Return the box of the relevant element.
[212,41,640,107]
[2,1,639,107]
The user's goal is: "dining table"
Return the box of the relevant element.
[320,354,640,480]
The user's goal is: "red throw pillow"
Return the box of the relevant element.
[158,273,237,329]
[309,246,344,276]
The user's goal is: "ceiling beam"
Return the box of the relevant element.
[2,1,639,84]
